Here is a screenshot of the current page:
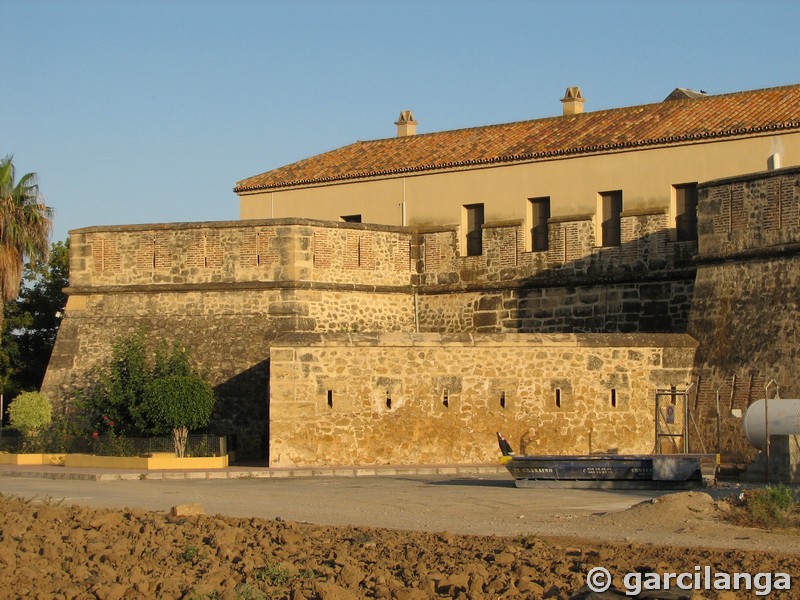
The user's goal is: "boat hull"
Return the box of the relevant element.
[500,454,717,489]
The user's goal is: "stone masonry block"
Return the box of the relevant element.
[270,348,296,362]
[268,302,309,316]
[477,296,502,311]
[661,347,696,369]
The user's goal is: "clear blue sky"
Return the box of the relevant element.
[3,0,799,243]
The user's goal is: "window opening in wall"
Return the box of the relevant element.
[529,197,550,252]
[341,214,362,223]
[385,391,392,409]
[555,388,562,408]
[464,203,484,256]
[327,390,333,409]
[674,183,698,242]
[600,190,622,247]
[500,391,507,409]
[611,389,617,408]
[442,389,449,409]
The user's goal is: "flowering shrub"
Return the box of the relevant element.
[89,414,134,456]
[76,330,214,456]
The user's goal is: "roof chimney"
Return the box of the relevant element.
[561,86,585,115]
[395,110,418,137]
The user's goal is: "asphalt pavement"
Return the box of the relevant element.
[0,463,663,538]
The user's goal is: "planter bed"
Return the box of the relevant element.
[0,453,66,466]
[1,453,227,470]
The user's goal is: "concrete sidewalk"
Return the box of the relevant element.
[0,462,508,482]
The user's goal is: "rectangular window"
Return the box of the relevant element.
[529,197,550,252]
[464,203,484,256]
[600,191,622,247]
[674,183,698,242]
[340,214,362,223]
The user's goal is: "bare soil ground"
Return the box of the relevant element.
[1,491,797,599]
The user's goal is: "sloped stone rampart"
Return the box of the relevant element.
[42,289,414,459]
[268,333,697,467]
[689,166,800,461]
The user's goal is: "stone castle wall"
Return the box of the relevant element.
[688,166,800,461]
[417,279,695,334]
[43,220,416,458]
[416,212,696,334]
[44,206,700,462]
[417,211,693,287]
[269,333,697,467]
[71,219,414,289]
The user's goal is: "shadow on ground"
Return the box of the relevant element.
[424,477,516,488]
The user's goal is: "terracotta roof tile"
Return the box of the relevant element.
[234,84,800,193]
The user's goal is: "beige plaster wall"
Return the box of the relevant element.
[268,333,697,467]
[239,133,800,230]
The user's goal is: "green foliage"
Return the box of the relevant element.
[142,374,215,457]
[81,329,152,436]
[742,484,799,528]
[142,375,215,433]
[233,584,268,600]
[0,239,68,400]
[33,412,76,453]
[0,155,54,305]
[179,544,206,564]
[153,343,194,379]
[80,330,210,441]
[7,391,52,438]
[253,562,291,587]
[186,437,215,457]
[90,429,136,457]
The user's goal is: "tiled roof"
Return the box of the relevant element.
[234,84,800,193]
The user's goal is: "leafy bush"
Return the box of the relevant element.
[742,484,799,528]
[80,330,152,436]
[142,375,215,457]
[37,412,77,453]
[90,429,136,457]
[186,437,215,457]
[8,391,52,444]
[77,330,215,455]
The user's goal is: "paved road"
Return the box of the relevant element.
[0,472,662,537]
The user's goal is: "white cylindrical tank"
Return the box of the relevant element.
[743,399,800,449]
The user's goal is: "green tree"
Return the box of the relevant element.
[80,331,214,448]
[1,240,68,399]
[7,391,52,449]
[82,329,152,436]
[153,342,194,379]
[0,156,53,331]
[142,375,216,457]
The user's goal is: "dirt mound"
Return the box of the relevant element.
[596,491,719,529]
[2,494,798,599]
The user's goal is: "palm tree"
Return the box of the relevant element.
[0,156,53,310]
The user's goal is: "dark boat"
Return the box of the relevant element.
[496,433,718,489]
